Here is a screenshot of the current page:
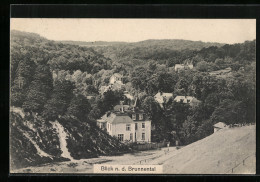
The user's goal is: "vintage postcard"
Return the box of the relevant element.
[10,18,256,174]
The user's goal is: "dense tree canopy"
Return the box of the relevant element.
[10,30,256,145]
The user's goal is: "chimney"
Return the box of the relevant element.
[107,111,111,117]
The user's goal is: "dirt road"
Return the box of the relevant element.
[13,147,176,173]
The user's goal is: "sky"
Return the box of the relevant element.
[10,19,256,44]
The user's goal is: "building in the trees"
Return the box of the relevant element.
[99,73,125,95]
[174,96,200,106]
[174,63,193,72]
[99,85,110,95]
[110,73,123,85]
[99,83,125,95]
[113,104,130,112]
[86,95,96,100]
[209,67,232,78]
[154,91,173,108]
[96,104,151,143]
[213,122,227,133]
[123,91,135,106]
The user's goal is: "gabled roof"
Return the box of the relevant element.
[113,73,123,78]
[154,92,173,104]
[154,92,173,98]
[214,122,227,128]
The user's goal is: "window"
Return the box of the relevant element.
[132,114,136,120]
[139,114,143,120]
[180,99,184,102]
[126,124,131,131]
[142,123,145,128]
[142,133,145,140]
[130,133,133,141]
[135,123,138,130]
[118,134,124,141]
[187,99,190,103]
[135,132,137,140]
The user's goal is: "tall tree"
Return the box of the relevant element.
[67,94,92,121]
[43,80,75,120]
[22,64,53,113]
[10,58,36,107]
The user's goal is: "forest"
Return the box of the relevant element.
[11,30,256,147]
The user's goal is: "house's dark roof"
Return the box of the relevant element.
[102,112,134,124]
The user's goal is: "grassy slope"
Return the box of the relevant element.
[151,125,255,174]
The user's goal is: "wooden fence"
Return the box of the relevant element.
[225,153,255,174]
[132,142,167,151]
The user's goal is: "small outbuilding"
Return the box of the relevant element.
[109,73,123,85]
[213,122,227,133]
[154,91,173,108]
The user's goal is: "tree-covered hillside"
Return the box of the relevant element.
[91,36,255,145]
[10,30,130,169]
[10,30,256,169]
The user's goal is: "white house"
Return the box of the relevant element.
[109,73,123,85]
[213,122,227,132]
[174,96,200,106]
[99,83,125,95]
[154,91,173,108]
[97,109,151,143]
[99,73,125,95]
[130,110,151,143]
[174,63,193,72]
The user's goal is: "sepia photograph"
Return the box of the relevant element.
[10,18,256,174]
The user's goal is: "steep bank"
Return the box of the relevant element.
[10,111,67,170]
[10,108,130,171]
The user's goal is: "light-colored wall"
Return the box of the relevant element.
[106,120,151,143]
[107,122,135,141]
[134,120,151,143]
[109,75,122,84]
[109,75,116,84]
